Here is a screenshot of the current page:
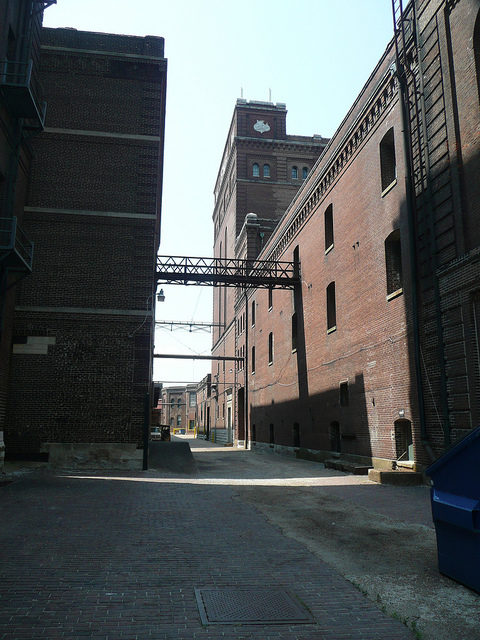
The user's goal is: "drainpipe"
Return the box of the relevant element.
[394,49,434,460]
[244,288,249,449]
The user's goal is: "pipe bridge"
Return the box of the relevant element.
[156,255,299,289]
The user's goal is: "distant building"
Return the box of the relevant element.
[211,99,327,445]
[4,26,167,468]
[160,386,187,432]
[186,384,197,432]
[195,374,211,438]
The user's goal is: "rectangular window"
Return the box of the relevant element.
[176,415,182,426]
[327,282,336,333]
[189,392,196,407]
[189,420,195,430]
[251,346,256,373]
[251,300,256,326]
[268,287,273,310]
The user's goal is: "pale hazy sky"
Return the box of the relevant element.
[43,1,394,386]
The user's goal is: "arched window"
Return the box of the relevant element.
[330,421,341,452]
[324,204,334,252]
[291,166,298,179]
[379,128,396,192]
[263,163,270,178]
[394,419,413,460]
[302,166,308,179]
[252,163,260,177]
[385,229,403,297]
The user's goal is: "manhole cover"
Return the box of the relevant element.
[194,587,314,625]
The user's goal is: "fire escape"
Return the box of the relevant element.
[0,1,55,305]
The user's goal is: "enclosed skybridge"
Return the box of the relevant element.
[156,255,299,289]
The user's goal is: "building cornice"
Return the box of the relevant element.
[265,68,398,262]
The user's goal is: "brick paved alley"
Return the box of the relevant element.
[0,439,431,640]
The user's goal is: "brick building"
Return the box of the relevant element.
[160,386,186,432]
[4,27,167,467]
[212,0,480,470]
[195,373,211,438]
[186,383,197,432]
[210,99,327,445]
[0,0,54,470]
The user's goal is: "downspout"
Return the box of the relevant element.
[244,288,249,449]
[393,10,434,461]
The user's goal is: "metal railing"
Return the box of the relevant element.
[156,255,299,289]
[0,59,46,125]
[0,217,34,271]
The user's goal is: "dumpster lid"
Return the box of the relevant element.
[426,426,480,477]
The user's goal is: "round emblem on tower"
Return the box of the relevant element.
[253,120,271,134]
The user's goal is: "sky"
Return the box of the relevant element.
[43,0,395,387]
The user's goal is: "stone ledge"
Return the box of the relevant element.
[324,459,371,475]
[368,468,425,485]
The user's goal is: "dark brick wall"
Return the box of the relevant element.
[0,0,44,437]
[5,27,166,457]
[406,0,480,455]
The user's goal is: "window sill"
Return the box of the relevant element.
[327,325,337,335]
[325,244,334,255]
[291,348,297,354]
[268,361,273,366]
[386,288,403,301]
[268,307,273,312]
[381,179,397,197]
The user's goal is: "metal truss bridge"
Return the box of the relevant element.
[156,255,299,289]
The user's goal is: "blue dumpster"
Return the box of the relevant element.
[426,426,480,593]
